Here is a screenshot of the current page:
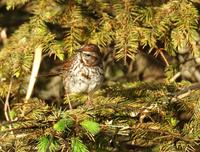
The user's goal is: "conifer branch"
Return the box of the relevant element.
[1,0,200,151]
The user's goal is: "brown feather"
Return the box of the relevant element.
[52,56,75,74]
[80,44,101,56]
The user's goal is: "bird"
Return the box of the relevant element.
[62,44,104,109]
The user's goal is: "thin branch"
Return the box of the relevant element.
[4,77,13,135]
[4,78,13,122]
[0,120,56,135]
[0,125,42,135]
[174,83,200,96]
[159,49,169,67]
[169,72,181,82]
[171,83,200,102]
[154,48,169,67]
[101,123,194,143]
[25,45,43,103]
[0,118,34,126]
[134,127,194,143]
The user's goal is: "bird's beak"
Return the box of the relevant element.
[76,49,81,52]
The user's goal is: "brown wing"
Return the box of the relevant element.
[62,57,74,71]
[37,55,75,78]
[53,55,76,74]
[52,56,75,75]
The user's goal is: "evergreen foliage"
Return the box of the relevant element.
[0,0,200,151]
[71,137,89,152]
[53,118,74,132]
[1,82,200,151]
[38,136,59,152]
[80,119,100,135]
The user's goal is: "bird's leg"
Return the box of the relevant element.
[86,93,93,107]
[66,94,72,109]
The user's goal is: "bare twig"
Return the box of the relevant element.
[169,72,181,82]
[0,119,30,126]
[4,78,13,121]
[159,50,169,67]
[134,127,193,143]
[171,83,200,102]
[25,46,43,103]
[175,83,200,96]
[154,48,169,67]
[4,78,13,134]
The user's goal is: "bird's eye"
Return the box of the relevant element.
[84,53,91,57]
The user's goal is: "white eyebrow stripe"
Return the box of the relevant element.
[83,51,98,57]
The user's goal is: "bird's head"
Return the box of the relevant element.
[78,44,102,67]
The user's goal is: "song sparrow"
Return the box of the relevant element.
[62,44,104,109]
